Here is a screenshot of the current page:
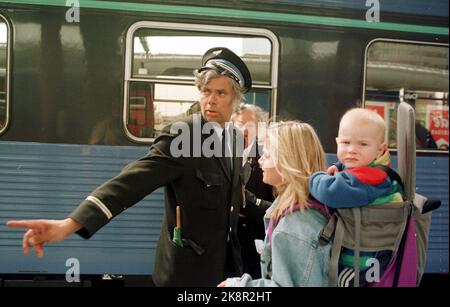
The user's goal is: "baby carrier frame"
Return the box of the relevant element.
[319,102,440,287]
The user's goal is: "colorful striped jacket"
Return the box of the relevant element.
[309,151,403,208]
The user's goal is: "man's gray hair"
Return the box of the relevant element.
[232,103,267,122]
[194,69,245,110]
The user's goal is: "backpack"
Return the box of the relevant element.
[318,102,440,287]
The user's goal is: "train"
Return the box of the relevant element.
[0,0,448,286]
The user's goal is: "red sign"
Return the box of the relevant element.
[366,104,385,118]
[428,107,449,150]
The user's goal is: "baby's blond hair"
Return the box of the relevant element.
[339,108,386,143]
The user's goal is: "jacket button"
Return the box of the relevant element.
[230,206,234,212]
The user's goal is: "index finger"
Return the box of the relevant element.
[6,220,44,229]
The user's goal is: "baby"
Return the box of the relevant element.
[309,108,404,287]
[309,107,403,208]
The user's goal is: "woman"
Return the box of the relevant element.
[220,121,331,287]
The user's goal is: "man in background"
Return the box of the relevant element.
[233,104,274,278]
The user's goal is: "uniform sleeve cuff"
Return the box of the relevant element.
[68,199,111,239]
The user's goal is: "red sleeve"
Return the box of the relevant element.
[343,166,388,185]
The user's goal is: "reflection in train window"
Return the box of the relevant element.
[364,41,449,151]
[124,23,277,141]
[0,19,9,134]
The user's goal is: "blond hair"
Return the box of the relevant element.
[339,108,386,143]
[268,121,327,220]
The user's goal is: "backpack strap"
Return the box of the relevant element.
[353,207,361,287]
[373,165,405,192]
[308,199,332,220]
[268,200,329,246]
[327,215,344,287]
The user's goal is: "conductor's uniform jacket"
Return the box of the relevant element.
[69,114,244,286]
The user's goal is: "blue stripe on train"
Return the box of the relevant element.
[0,141,163,275]
[0,141,448,275]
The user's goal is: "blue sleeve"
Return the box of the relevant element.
[309,171,392,208]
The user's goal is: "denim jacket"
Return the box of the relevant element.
[226,199,331,287]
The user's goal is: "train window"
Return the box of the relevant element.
[124,22,278,141]
[364,41,449,152]
[0,18,9,134]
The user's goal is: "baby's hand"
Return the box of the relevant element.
[327,165,339,176]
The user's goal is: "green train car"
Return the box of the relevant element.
[0,0,447,285]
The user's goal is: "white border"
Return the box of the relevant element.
[0,14,11,136]
[123,21,279,143]
[363,38,449,154]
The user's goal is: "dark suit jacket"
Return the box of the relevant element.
[69,114,244,286]
[241,143,273,221]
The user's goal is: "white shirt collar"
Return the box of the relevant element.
[212,125,224,139]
